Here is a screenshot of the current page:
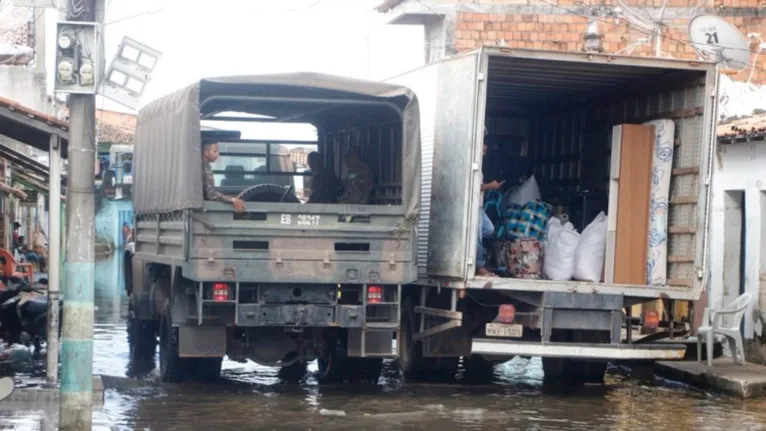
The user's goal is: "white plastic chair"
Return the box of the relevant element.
[697,293,753,366]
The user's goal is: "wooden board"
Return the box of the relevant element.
[605,124,655,285]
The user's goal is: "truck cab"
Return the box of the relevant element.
[125,73,421,384]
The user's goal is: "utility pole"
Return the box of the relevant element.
[45,134,61,388]
[59,0,98,428]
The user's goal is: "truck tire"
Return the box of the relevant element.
[463,355,494,381]
[317,334,349,385]
[351,358,383,384]
[278,361,308,383]
[192,357,223,382]
[398,297,434,381]
[126,297,157,372]
[542,358,607,385]
[158,302,191,383]
[236,183,300,203]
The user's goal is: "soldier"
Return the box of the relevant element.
[307,151,342,204]
[339,147,372,205]
[202,140,246,213]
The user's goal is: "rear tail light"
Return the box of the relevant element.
[643,310,660,329]
[213,283,230,301]
[367,285,383,304]
[495,304,516,323]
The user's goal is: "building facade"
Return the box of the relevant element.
[376,0,766,84]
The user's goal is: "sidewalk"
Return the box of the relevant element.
[655,359,766,399]
[2,376,104,407]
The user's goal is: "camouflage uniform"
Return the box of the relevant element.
[340,160,372,205]
[202,159,233,203]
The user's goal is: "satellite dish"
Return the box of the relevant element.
[688,15,751,71]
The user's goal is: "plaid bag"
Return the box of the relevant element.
[505,199,553,241]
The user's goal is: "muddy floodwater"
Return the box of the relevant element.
[2,255,766,430]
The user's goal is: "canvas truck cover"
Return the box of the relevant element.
[133,72,422,220]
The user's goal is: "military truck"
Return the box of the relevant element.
[124,74,421,383]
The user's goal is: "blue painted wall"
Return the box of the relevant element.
[95,198,133,250]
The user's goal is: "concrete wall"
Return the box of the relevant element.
[709,142,766,364]
[0,67,47,111]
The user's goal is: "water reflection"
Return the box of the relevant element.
[2,253,766,429]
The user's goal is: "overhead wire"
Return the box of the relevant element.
[533,0,766,74]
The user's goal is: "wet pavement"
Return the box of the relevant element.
[2,254,766,430]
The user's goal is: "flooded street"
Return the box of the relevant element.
[2,255,766,430]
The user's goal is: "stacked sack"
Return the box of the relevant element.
[542,212,608,282]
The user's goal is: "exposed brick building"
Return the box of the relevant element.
[376,0,766,83]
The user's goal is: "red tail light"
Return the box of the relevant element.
[643,310,660,329]
[367,285,382,304]
[213,283,230,301]
[496,304,516,323]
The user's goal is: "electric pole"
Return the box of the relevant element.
[59,0,98,428]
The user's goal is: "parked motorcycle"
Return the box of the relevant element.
[0,277,57,355]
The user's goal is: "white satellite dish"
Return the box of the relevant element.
[688,15,751,71]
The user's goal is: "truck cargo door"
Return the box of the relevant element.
[389,52,485,279]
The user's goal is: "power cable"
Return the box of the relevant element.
[533,0,766,74]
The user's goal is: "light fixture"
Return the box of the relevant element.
[99,36,162,109]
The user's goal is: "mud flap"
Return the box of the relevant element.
[178,325,226,357]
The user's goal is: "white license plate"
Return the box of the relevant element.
[485,323,523,338]
[280,214,321,226]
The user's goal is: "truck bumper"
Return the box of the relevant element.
[471,338,687,361]
[236,304,367,327]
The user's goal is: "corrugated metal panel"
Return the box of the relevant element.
[385,64,439,277]
[418,130,434,276]
[485,53,698,109]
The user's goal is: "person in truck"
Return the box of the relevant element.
[306,151,343,204]
[477,141,503,277]
[339,147,372,205]
[201,140,246,213]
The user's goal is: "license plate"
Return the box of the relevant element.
[485,323,523,338]
[280,214,321,226]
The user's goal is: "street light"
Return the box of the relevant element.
[98,36,161,110]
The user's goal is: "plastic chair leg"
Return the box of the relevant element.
[731,333,745,365]
[706,331,714,367]
[697,336,702,363]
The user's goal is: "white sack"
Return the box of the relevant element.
[544,228,580,281]
[505,175,541,207]
[572,212,608,282]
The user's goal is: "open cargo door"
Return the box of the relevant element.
[387,52,486,279]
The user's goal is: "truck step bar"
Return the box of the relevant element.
[471,339,687,361]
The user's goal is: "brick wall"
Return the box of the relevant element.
[446,1,766,83]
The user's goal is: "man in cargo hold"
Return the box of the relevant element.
[202,140,246,213]
[339,147,372,205]
[307,151,342,203]
[477,142,503,277]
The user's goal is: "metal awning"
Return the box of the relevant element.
[0,96,69,158]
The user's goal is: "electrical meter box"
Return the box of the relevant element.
[54,21,101,95]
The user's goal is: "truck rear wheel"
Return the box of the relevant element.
[126,297,157,373]
[398,297,433,381]
[463,355,494,382]
[192,357,223,382]
[542,358,607,385]
[159,303,191,383]
[317,334,349,384]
